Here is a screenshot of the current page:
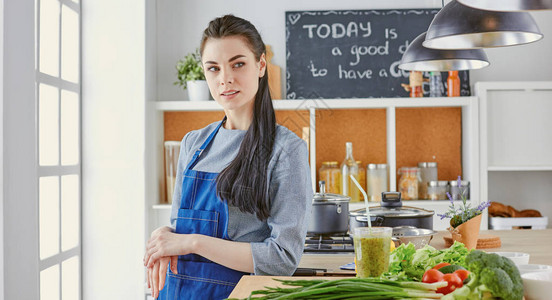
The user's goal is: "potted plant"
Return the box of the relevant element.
[438,176,490,249]
[174,49,210,101]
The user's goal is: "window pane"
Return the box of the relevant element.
[61,5,79,83]
[39,83,59,166]
[61,175,79,251]
[40,176,60,260]
[39,0,60,77]
[40,264,60,300]
[61,90,79,165]
[62,256,79,300]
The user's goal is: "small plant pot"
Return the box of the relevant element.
[449,213,482,250]
[186,80,210,101]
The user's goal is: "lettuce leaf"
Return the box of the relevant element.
[381,241,471,281]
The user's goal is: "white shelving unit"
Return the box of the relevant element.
[476,81,552,230]
[148,96,480,231]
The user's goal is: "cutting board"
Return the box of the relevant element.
[228,275,350,299]
[443,234,502,249]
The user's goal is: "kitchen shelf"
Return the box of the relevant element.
[147,94,480,234]
[487,166,552,171]
[152,204,171,210]
[154,97,473,111]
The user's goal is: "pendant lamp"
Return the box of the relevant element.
[399,32,489,71]
[458,0,552,11]
[424,0,543,49]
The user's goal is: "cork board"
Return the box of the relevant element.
[315,109,388,183]
[396,107,462,184]
[164,110,308,142]
[163,107,462,189]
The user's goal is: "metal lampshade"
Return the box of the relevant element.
[424,0,543,49]
[458,0,552,11]
[399,32,489,71]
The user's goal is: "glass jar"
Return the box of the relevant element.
[319,161,341,194]
[398,167,421,200]
[428,180,449,200]
[449,180,470,200]
[367,164,388,202]
[341,142,360,202]
[418,162,438,200]
[164,141,181,204]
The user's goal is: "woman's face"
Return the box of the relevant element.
[202,36,266,113]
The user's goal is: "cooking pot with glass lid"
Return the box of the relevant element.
[348,192,434,232]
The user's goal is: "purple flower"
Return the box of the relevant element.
[477,201,491,212]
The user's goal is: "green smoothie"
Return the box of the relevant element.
[353,235,391,278]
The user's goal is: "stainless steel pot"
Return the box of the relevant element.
[307,181,351,235]
[349,192,435,232]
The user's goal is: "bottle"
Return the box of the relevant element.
[447,71,460,97]
[341,142,360,202]
[429,72,443,97]
[319,161,341,194]
[356,161,366,198]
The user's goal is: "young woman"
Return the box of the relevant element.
[143,15,312,299]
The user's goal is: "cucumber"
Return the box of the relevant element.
[438,265,466,274]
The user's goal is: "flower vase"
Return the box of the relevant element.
[449,214,482,250]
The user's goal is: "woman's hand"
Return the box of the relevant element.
[144,227,197,268]
[147,256,177,299]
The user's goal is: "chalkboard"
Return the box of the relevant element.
[285,9,471,99]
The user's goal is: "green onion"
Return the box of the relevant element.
[228,277,447,300]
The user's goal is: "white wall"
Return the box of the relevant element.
[0,0,4,298]
[82,0,146,299]
[2,0,39,299]
[156,0,552,101]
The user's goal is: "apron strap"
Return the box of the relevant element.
[186,117,226,171]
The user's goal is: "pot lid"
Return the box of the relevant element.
[313,192,350,203]
[314,180,350,203]
[349,206,434,218]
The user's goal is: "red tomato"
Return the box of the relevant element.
[454,269,470,282]
[422,269,444,283]
[432,262,451,270]
[437,273,463,295]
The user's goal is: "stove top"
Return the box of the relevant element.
[304,233,354,253]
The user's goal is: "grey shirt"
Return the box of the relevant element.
[170,121,313,276]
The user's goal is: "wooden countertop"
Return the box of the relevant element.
[229,229,552,298]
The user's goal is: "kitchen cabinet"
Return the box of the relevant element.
[145,96,482,236]
[476,81,552,229]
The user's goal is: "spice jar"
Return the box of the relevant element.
[398,167,421,200]
[367,164,388,202]
[428,180,448,200]
[319,161,341,194]
[418,162,438,200]
[449,180,470,200]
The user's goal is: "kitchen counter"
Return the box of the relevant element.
[229,229,552,298]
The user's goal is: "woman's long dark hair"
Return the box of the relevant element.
[200,15,276,221]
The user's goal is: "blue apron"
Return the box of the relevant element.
[158,119,248,300]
